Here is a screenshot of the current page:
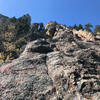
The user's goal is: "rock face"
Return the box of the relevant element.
[95,32,100,41]
[0,21,100,100]
[45,21,57,37]
[73,29,95,41]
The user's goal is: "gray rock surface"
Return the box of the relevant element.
[0,23,100,100]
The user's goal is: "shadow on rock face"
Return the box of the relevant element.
[27,39,53,54]
[78,49,100,66]
[29,45,53,54]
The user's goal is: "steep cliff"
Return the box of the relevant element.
[0,15,100,100]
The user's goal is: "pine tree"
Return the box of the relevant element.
[94,25,100,33]
[78,24,83,30]
[85,23,93,32]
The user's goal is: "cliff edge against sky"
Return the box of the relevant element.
[0,14,100,100]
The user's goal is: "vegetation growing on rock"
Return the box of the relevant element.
[0,14,100,62]
[0,14,45,62]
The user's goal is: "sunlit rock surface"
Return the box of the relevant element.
[0,21,100,100]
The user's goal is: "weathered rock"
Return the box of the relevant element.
[73,29,95,41]
[0,22,100,100]
[95,32,100,41]
[45,21,57,37]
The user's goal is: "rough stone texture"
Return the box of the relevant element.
[95,32,100,41]
[0,23,100,100]
[73,29,95,41]
[45,21,57,37]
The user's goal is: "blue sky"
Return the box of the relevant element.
[0,0,100,27]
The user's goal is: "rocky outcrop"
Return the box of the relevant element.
[95,32,100,41]
[73,29,95,41]
[45,21,95,42]
[45,21,57,37]
[0,23,100,100]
